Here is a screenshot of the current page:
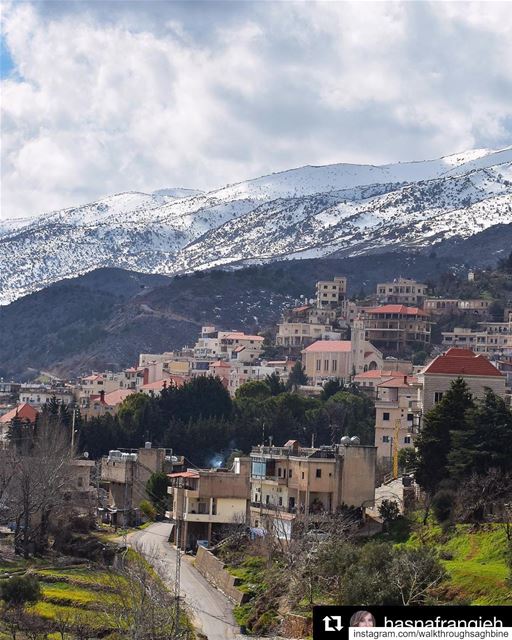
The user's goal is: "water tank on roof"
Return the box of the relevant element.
[145,441,152,449]
[340,436,351,446]
[350,436,360,445]
[108,450,122,459]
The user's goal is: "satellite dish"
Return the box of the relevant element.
[83,451,89,459]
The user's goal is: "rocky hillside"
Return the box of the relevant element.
[1,147,511,304]
[2,227,512,380]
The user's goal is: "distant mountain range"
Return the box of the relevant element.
[1,147,511,305]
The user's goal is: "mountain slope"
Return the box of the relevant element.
[1,226,511,380]
[1,147,511,304]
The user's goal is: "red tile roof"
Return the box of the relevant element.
[167,470,199,479]
[103,389,136,406]
[378,376,418,388]
[423,352,503,377]
[443,348,477,357]
[141,378,185,391]
[0,403,39,424]
[365,305,428,317]
[302,340,352,353]
[210,360,231,368]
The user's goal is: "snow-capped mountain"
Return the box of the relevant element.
[1,147,511,305]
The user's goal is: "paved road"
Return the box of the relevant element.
[130,522,240,640]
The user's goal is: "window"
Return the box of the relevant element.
[301,471,305,479]
[324,360,329,371]
[383,412,390,421]
[383,435,390,443]
[278,497,283,506]
[316,359,321,371]
[278,468,282,477]
[288,469,293,479]
[434,392,444,403]
[407,413,413,422]
[316,468,322,478]
[265,495,270,504]
[404,436,412,444]
[332,360,337,372]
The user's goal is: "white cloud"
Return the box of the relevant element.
[1,0,511,218]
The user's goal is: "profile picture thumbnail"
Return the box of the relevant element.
[350,610,376,627]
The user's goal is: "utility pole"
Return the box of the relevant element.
[174,506,182,637]
[71,404,76,454]
[393,418,401,479]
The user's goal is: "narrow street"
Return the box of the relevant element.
[130,522,240,640]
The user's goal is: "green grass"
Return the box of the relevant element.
[402,522,512,605]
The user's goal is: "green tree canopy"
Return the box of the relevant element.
[415,378,475,495]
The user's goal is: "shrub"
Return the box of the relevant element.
[432,489,456,524]
[139,499,157,521]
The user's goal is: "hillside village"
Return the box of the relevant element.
[1,260,512,637]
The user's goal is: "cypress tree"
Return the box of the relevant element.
[415,377,474,494]
[448,388,512,480]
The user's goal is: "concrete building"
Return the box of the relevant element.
[249,439,376,540]
[18,384,75,408]
[167,458,250,549]
[276,321,342,349]
[301,320,382,384]
[360,305,431,353]
[424,298,493,317]
[442,319,512,356]
[100,444,177,526]
[316,276,347,309]
[418,348,506,414]
[376,278,428,306]
[374,375,420,462]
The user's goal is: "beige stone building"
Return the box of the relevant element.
[442,319,512,356]
[301,319,382,384]
[167,458,250,549]
[374,375,420,461]
[418,348,506,414]
[249,440,376,540]
[376,278,428,306]
[316,276,347,308]
[424,298,493,316]
[360,305,431,352]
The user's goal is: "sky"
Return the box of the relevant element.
[1,0,512,219]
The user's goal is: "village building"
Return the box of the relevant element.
[376,278,428,306]
[359,305,431,352]
[441,318,512,356]
[0,403,38,442]
[417,347,506,414]
[249,439,376,540]
[301,318,382,384]
[100,444,181,526]
[424,298,493,316]
[374,375,420,462]
[167,458,251,550]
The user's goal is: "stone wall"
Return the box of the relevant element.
[280,613,313,638]
[194,546,247,605]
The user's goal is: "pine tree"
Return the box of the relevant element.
[448,388,512,481]
[265,372,286,396]
[286,361,308,390]
[415,378,474,494]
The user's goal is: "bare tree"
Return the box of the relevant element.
[389,547,446,605]
[3,412,75,557]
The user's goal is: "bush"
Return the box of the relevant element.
[432,489,456,524]
[379,499,401,523]
[1,575,41,607]
[139,499,157,521]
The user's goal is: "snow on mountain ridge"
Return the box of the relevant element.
[0,147,511,305]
